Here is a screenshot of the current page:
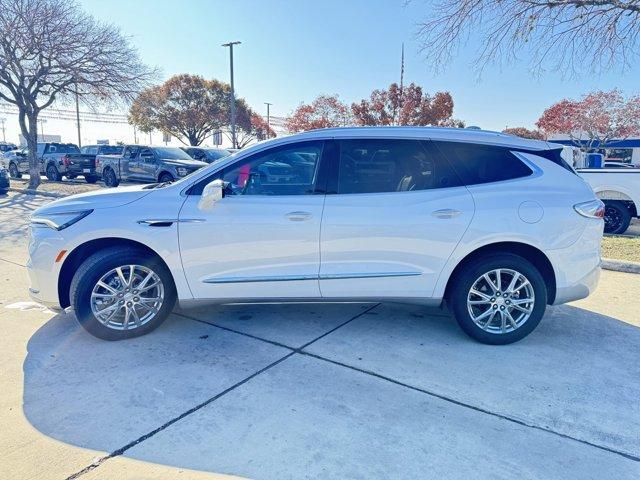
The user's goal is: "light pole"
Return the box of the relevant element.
[0,117,6,142]
[74,80,82,147]
[264,102,272,138]
[38,118,47,142]
[222,41,241,149]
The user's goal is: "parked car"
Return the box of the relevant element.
[578,167,640,234]
[0,142,17,153]
[28,127,603,344]
[182,146,231,163]
[0,164,9,193]
[3,148,29,178]
[602,161,635,169]
[95,145,207,187]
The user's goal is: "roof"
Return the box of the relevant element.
[278,126,552,151]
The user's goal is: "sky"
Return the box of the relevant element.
[3,0,639,146]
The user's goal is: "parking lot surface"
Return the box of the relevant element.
[1,191,639,479]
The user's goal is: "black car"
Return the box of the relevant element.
[182,146,231,163]
[0,165,10,194]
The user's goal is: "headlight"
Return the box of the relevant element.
[177,167,188,176]
[30,209,93,230]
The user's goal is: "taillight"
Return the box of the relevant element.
[574,199,605,219]
[62,155,70,166]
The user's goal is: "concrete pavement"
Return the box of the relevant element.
[1,191,638,479]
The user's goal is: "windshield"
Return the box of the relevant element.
[206,149,231,160]
[153,147,193,160]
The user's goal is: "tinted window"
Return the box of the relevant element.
[123,146,139,158]
[336,139,461,194]
[99,145,122,155]
[153,147,192,160]
[221,141,323,196]
[436,142,532,185]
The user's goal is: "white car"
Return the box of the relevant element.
[27,127,604,344]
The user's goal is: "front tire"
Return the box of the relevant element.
[158,172,174,183]
[70,247,176,340]
[603,201,631,235]
[9,162,21,178]
[449,254,547,345]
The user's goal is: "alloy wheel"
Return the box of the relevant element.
[467,268,535,334]
[90,264,165,331]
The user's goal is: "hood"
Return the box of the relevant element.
[161,158,208,168]
[33,184,153,215]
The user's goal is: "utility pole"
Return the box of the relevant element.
[222,41,241,149]
[398,42,405,125]
[264,102,272,138]
[74,80,82,147]
[38,118,47,142]
[0,117,6,142]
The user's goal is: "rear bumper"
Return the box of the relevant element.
[547,219,603,305]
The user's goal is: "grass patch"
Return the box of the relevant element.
[602,236,640,263]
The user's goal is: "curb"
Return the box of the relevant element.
[601,258,640,275]
[8,186,66,198]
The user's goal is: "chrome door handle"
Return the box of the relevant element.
[431,209,462,219]
[285,211,312,221]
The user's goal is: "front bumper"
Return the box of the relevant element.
[27,224,66,309]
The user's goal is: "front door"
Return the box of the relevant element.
[179,140,328,300]
[319,138,475,300]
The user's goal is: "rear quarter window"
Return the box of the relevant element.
[435,142,532,186]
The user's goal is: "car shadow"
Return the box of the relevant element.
[21,302,640,476]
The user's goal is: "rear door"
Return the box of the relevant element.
[139,148,158,180]
[319,138,475,300]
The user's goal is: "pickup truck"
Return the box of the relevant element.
[35,142,100,182]
[96,145,208,187]
[578,168,640,234]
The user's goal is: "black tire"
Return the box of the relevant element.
[158,172,174,183]
[8,162,21,178]
[46,164,61,181]
[603,201,631,235]
[70,247,176,340]
[449,253,547,345]
[85,174,98,184]
[103,168,119,187]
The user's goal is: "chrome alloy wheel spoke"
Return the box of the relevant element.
[467,268,535,335]
[90,265,165,331]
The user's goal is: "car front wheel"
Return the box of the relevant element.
[103,168,119,187]
[158,172,174,183]
[449,254,547,345]
[70,247,176,340]
[9,162,21,178]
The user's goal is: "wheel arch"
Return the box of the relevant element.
[594,188,638,217]
[157,170,173,181]
[58,237,174,309]
[443,241,557,305]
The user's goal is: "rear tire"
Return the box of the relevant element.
[103,168,119,187]
[70,247,176,340]
[9,162,21,178]
[603,201,631,235]
[46,164,61,181]
[449,253,547,345]
[158,172,174,183]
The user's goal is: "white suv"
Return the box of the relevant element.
[27,128,604,344]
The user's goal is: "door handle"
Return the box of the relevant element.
[431,208,462,219]
[285,211,312,221]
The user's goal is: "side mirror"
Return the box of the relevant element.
[198,179,225,211]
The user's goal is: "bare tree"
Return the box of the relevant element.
[415,1,640,76]
[0,0,155,189]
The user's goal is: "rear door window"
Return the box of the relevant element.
[434,142,532,186]
[335,139,462,194]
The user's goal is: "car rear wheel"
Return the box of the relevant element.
[449,254,547,345]
[603,201,631,235]
[8,162,21,178]
[46,164,61,181]
[70,247,176,340]
[158,172,174,183]
[103,168,119,187]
